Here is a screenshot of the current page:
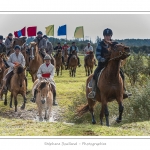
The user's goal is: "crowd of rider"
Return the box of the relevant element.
[0,28,132,106]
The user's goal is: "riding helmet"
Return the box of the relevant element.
[43,35,47,38]
[72,42,75,44]
[37,31,43,35]
[14,45,21,50]
[103,28,113,36]
[44,55,51,60]
[8,33,13,36]
[0,35,3,40]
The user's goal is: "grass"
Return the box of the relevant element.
[0,55,150,136]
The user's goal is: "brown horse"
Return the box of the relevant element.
[0,54,6,88]
[7,37,27,56]
[32,79,53,121]
[68,50,78,77]
[77,43,130,126]
[3,65,27,112]
[54,50,63,76]
[28,42,43,82]
[63,48,68,69]
[84,51,95,76]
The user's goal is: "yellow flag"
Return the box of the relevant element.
[74,26,84,38]
[45,25,54,36]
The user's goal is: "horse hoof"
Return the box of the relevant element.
[10,106,12,108]
[21,106,25,110]
[92,121,96,124]
[116,118,121,123]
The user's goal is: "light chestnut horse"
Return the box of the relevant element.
[32,79,53,121]
[77,43,130,126]
[3,65,27,112]
[54,50,63,76]
[28,42,43,82]
[68,50,78,77]
[84,51,95,76]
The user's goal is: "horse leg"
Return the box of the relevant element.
[116,101,124,123]
[88,67,90,76]
[44,109,47,120]
[4,92,8,106]
[10,92,13,108]
[38,108,43,122]
[21,93,27,110]
[13,94,18,112]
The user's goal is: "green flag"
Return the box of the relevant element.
[74,26,84,38]
[45,25,54,36]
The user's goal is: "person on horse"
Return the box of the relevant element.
[62,42,69,57]
[30,55,58,106]
[0,35,9,68]
[54,42,65,65]
[5,33,13,56]
[43,35,53,56]
[83,41,97,66]
[0,45,27,93]
[88,28,132,100]
[33,31,47,58]
[66,41,81,69]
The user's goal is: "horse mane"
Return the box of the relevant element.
[39,82,46,90]
[17,66,24,74]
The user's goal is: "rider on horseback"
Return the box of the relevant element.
[54,42,65,65]
[30,55,58,106]
[33,31,47,58]
[83,42,97,66]
[5,33,13,56]
[0,35,9,68]
[0,45,27,94]
[66,41,81,69]
[88,28,132,100]
[43,35,53,55]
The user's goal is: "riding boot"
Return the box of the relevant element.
[30,89,37,103]
[88,78,96,100]
[3,59,9,68]
[77,57,81,67]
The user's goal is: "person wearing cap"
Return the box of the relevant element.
[0,45,26,93]
[0,35,9,68]
[66,41,81,69]
[30,55,57,105]
[33,31,47,58]
[43,35,53,55]
[5,33,13,55]
[83,42,97,66]
[54,42,65,65]
[88,28,131,99]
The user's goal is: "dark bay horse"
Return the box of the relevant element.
[54,50,63,76]
[84,51,95,76]
[3,65,27,112]
[77,43,130,126]
[28,42,43,82]
[68,50,78,77]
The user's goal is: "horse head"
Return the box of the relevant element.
[37,79,51,104]
[14,65,26,87]
[29,42,37,60]
[12,37,27,48]
[57,49,62,58]
[107,42,130,61]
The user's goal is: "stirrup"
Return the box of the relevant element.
[88,91,96,100]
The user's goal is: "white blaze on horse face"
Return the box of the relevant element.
[31,47,34,59]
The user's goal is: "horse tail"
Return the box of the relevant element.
[77,104,89,116]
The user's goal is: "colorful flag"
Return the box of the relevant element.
[45,25,54,36]
[57,25,66,36]
[14,27,26,37]
[74,26,84,38]
[27,26,37,36]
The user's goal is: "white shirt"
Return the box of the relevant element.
[84,45,93,54]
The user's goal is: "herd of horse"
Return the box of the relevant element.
[0,37,131,126]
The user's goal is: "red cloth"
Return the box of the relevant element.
[42,73,51,78]
[46,64,50,67]
[14,31,19,38]
[21,27,26,36]
[62,45,69,50]
[86,52,90,54]
[27,26,37,37]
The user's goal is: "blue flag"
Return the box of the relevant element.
[57,25,66,36]
[17,30,22,37]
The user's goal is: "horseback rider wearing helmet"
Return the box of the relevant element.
[88,28,132,100]
[33,31,47,58]
[0,35,9,68]
[30,55,58,106]
[0,45,27,94]
[5,33,13,56]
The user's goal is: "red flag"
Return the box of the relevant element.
[27,26,37,36]
[21,27,26,36]
[14,31,19,37]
